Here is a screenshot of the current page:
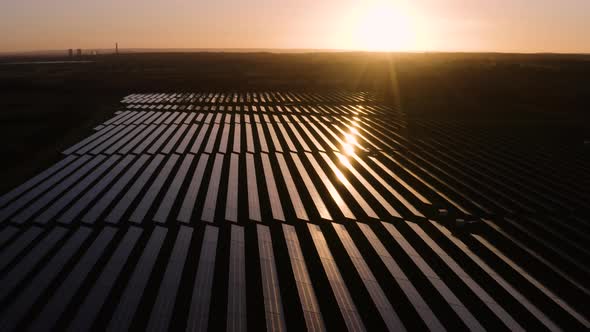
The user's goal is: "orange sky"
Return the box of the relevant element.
[1,0,589,53]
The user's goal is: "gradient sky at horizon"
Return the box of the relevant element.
[1,0,589,53]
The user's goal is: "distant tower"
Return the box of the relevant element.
[116,42,119,55]
[68,49,73,57]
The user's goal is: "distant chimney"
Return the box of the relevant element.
[116,42,119,55]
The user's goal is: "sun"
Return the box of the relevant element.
[350,1,417,51]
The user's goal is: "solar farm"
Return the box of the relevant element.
[1,91,589,331]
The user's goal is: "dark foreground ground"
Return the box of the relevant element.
[0,52,589,193]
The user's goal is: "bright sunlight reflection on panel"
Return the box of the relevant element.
[343,132,357,155]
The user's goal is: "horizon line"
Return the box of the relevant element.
[1,47,590,56]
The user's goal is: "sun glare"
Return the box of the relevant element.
[350,1,418,51]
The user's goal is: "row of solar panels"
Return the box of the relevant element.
[0,150,430,225]
[406,117,590,214]
[83,109,588,216]
[1,220,588,332]
[121,91,378,105]
[106,105,391,127]
[88,111,396,148]
[1,110,586,227]
[3,143,586,296]
[416,117,590,199]
[70,114,396,157]
[75,94,590,214]
[122,103,389,116]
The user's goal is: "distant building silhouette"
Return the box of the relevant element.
[76,49,82,57]
[116,43,119,55]
[68,49,73,57]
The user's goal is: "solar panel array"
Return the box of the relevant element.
[1,91,588,331]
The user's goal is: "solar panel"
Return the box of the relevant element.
[266,123,283,152]
[381,222,484,331]
[106,154,165,224]
[153,154,194,223]
[161,123,189,154]
[62,125,117,155]
[474,234,590,328]
[261,153,285,221]
[91,125,136,155]
[186,225,219,331]
[356,223,445,331]
[204,124,220,153]
[0,226,19,247]
[29,227,117,331]
[233,124,242,153]
[277,123,297,152]
[257,224,287,331]
[225,153,240,222]
[290,153,331,220]
[146,225,192,331]
[0,227,66,301]
[332,223,406,331]
[256,123,269,152]
[66,227,142,332]
[227,225,247,332]
[307,224,366,331]
[13,155,106,224]
[333,152,401,218]
[319,152,378,219]
[0,227,92,331]
[148,124,178,154]
[107,226,167,332]
[35,155,120,223]
[275,153,308,221]
[304,152,355,219]
[0,155,77,208]
[130,154,179,223]
[218,123,231,154]
[190,123,210,154]
[408,222,522,330]
[201,153,224,222]
[282,224,326,331]
[119,124,157,154]
[177,153,210,223]
[104,124,146,154]
[133,125,167,154]
[0,155,91,222]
